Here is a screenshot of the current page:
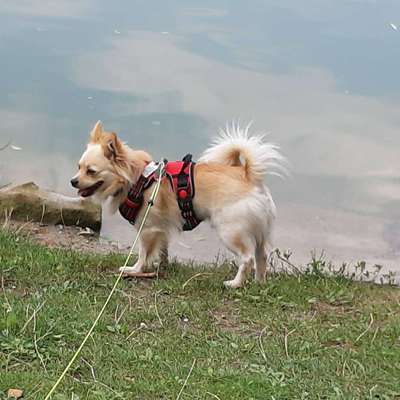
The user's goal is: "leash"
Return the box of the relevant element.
[44,160,166,400]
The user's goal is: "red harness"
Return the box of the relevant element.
[119,154,202,231]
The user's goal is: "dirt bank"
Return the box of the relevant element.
[3,220,129,255]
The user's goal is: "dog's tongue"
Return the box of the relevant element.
[78,188,91,197]
[78,181,103,197]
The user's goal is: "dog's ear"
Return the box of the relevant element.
[105,132,123,160]
[90,121,103,142]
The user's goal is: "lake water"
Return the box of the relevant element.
[1,1,399,277]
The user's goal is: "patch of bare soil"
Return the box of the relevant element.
[4,221,130,254]
[211,300,261,335]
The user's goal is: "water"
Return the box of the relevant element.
[1,1,399,274]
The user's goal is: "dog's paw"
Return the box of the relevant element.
[119,266,143,274]
[223,279,243,289]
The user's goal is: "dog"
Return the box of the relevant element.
[71,121,286,288]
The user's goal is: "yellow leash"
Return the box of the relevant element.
[44,160,165,400]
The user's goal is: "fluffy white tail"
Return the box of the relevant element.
[199,122,287,184]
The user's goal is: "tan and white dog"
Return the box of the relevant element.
[71,121,286,288]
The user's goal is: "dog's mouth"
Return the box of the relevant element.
[78,180,104,197]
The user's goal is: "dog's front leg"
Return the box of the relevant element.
[119,233,151,274]
[119,230,166,274]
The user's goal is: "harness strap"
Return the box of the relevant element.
[119,155,202,231]
[119,174,154,225]
[172,154,201,231]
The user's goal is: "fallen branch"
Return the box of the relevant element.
[120,271,165,279]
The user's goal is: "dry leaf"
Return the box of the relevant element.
[7,388,24,399]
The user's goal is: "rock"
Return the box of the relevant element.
[0,182,101,232]
[7,388,24,398]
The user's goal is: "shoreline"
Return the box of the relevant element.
[4,215,400,286]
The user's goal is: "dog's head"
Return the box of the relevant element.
[71,121,149,203]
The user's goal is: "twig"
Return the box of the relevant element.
[20,301,46,333]
[7,354,32,370]
[3,266,16,274]
[60,207,66,227]
[309,310,317,321]
[274,251,302,275]
[155,261,161,283]
[125,322,146,341]
[36,328,53,344]
[154,291,163,327]
[81,358,96,381]
[114,304,119,324]
[284,329,296,358]
[3,208,13,229]
[371,327,379,345]
[2,289,11,313]
[182,273,212,289]
[40,203,46,225]
[176,359,196,400]
[355,313,374,343]
[342,360,347,376]
[369,385,378,397]
[115,304,128,325]
[206,392,222,400]
[15,220,33,235]
[258,326,268,363]
[33,310,47,372]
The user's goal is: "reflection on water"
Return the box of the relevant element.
[1,1,399,269]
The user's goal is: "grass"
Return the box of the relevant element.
[0,229,399,400]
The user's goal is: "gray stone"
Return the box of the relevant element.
[0,182,101,231]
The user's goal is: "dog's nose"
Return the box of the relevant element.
[70,178,79,188]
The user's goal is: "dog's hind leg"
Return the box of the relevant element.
[217,228,256,288]
[225,255,253,289]
[255,243,268,283]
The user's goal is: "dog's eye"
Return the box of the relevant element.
[87,168,97,175]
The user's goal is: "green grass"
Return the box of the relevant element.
[0,230,399,400]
